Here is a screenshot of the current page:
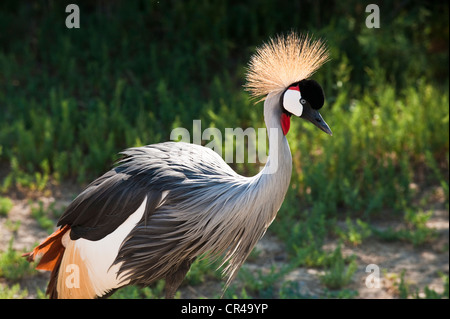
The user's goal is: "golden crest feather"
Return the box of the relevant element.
[245,32,329,101]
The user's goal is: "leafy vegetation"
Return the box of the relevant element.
[319,245,358,290]
[372,208,438,246]
[30,200,64,234]
[0,1,448,299]
[0,239,36,281]
[0,196,13,217]
[391,270,449,299]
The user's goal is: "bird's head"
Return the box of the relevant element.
[280,79,331,135]
[245,32,332,136]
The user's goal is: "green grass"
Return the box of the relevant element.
[319,245,357,290]
[0,283,28,299]
[110,281,167,299]
[0,239,37,281]
[0,196,13,217]
[372,208,438,246]
[229,264,293,298]
[30,200,65,234]
[0,1,448,299]
[394,270,449,299]
[335,218,372,246]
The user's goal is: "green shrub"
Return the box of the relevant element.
[0,239,36,281]
[319,245,357,290]
[0,196,13,217]
[0,283,28,299]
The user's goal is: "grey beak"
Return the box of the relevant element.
[300,105,332,136]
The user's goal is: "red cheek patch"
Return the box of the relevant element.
[280,113,291,135]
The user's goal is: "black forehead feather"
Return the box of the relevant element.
[298,79,325,110]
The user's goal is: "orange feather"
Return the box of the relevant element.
[23,225,70,271]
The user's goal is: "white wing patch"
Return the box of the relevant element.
[73,196,148,297]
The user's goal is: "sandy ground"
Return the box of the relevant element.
[0,185,448,299]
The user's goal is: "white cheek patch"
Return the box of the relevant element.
[283,88,304,117]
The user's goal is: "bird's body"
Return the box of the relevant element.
[25,32,331,298]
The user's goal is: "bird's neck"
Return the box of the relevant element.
[261,92,293,176]
[252,93,293,223]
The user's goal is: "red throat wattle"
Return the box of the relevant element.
[280,113,291,135]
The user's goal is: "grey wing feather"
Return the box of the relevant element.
[57,142,236,241]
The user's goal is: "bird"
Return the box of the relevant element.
[24,32,331,299]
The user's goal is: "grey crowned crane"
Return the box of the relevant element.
[25,32,331,299]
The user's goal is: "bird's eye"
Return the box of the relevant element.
[300,99,306,105]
